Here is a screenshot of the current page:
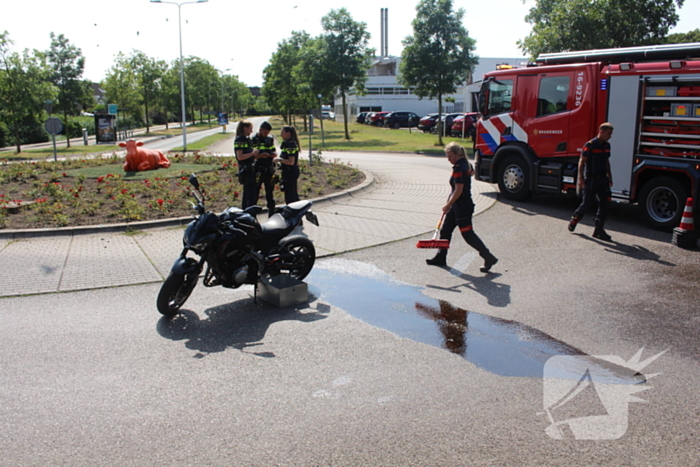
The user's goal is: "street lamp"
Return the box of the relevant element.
[150,0,208,151]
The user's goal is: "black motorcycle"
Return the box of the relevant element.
[157,174,319,317]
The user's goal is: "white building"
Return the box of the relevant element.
[335,55,527,121]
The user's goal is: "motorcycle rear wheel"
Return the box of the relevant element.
[276,236,316,281]
[157,271,199,317]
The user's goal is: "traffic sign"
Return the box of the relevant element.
[108,104,118,115]
[44,117,63,135]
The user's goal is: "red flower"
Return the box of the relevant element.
[121,189,128,194]
[97,176,104,182]
[62,173,67,177]
[157,199,164,206]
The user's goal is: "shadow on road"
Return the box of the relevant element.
[425,271,511,308]
[498,194,674,244]
[574,234,677,266]
[156,299,329,357]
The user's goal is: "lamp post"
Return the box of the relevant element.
[150,0,208,151]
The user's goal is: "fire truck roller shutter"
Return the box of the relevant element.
[607,74,640,198]
[494,145,537,201]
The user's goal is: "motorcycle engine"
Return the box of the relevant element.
[217,248,258,287]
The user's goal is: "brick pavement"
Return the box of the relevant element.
[0,152,498,297]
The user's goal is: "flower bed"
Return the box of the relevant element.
[0,152,363,230]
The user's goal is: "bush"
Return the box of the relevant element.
[66,116,95,138]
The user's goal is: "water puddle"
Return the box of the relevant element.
[307,259,646,384]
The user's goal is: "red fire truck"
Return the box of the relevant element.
[474,43,700,230]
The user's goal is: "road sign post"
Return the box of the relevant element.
[44,117,63,162]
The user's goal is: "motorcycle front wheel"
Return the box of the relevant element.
[276,236,316,281]
[157,270,199,317]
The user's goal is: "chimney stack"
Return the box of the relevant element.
[380,8,389,57]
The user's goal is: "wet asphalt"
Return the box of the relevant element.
[1,148,699,465]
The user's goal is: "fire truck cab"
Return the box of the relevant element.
[474,43,700,230]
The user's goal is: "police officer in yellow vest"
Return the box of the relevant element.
[251,121,277,217]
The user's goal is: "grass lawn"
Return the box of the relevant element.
[267,116,475,156]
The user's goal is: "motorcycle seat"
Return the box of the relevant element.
[261,213,289,233]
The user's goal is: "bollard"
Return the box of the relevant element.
[82,128,89,146]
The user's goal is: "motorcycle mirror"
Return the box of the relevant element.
[188,173,199,189]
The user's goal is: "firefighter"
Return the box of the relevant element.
[426,142,498,272]
[234,120,259,209]
[251,121,277,217]
[568,122,614,241]
[274,125,301,206]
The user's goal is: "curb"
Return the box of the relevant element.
[0,168,375,240]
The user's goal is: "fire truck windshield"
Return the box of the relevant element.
[481,78,513,117]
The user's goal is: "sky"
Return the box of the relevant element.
[1,0,699,87]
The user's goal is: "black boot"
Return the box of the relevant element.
[480,252,498,273]
[426,249,447,266]
[593,218,612,241]
[568,215,581,232]
[268,202,276,218]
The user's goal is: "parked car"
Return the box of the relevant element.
[322,111,335,120]
[435,113,464,135]
[418,113,440,133]
[383,111,421,129]
[364,112,375,124]
[356,112,368,124]
[449,112,479,138]
[367,111,390,127]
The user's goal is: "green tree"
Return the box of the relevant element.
[399,0,477,146]
[666,28,700,44]
[0,31,55,153]
[519,0,685,58]
[263,31,312,124]
[318,9,374,140]
[159,62,182,129]
[102,52,140,130]
[45,32,89,148]
[184,57,217,124]
[129,51,167,133]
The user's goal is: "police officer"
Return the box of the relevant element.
[251,121,277,217]
[274,125,301,205]
[568,122,614,241]
[234,120,259,209]
[426,142,498,272]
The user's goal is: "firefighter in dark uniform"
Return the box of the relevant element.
[426,142,498,272]
[568,122,614,241]
[234,120,259,209]
[251,121,277,217]
[274,125,301,205]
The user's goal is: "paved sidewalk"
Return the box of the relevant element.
[0,152,498,297]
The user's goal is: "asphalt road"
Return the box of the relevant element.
[1,155,699,465]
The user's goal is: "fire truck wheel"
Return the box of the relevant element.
[497,155,531,201]
[639,176,687,231]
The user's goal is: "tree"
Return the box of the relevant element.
[184,57,217,125]
[399,0,477,146]
[666,28,700,44]
[129,51,167,133]
[519,0,685,58]
[0,31,55,153]
[263,31,313,124]
[45,32,89,148]
[318,9,374,140]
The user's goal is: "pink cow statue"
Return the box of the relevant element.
[119,139,171,172]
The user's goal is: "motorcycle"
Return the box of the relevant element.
[157,173,319,317]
